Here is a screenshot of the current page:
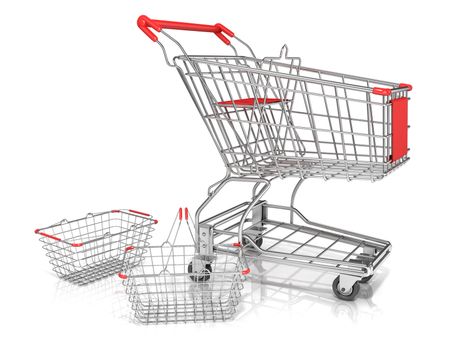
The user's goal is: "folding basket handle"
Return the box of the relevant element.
[137,16,234,45]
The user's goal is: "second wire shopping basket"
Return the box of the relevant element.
[35,209,156,285]
[119,208,249,324]
[136,17,411,300]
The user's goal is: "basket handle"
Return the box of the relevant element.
[137,16,234,45]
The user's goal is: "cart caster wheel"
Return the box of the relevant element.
[242,235,263,249]
[187,261,212,282]
[332,276,360,301]
[360,274,373,283]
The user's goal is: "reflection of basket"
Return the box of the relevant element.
[119,208,249,324]
[35,209,156,285]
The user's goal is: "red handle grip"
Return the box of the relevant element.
[137,15,234,45]
[35,229,61,241]
[129,209,150,217]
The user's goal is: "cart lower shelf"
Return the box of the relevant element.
[201,201,391,300]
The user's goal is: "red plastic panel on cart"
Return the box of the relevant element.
[218,97,283,107]
[391,97,408,162]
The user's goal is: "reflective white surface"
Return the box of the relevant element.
[2,0,466,348]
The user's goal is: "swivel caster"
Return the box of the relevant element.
[332,276,360,301]
[187,261,212,282]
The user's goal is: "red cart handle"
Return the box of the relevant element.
[137,15,234,45]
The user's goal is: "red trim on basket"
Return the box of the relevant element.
[242,268,251,275]
[71,243,83,247]
[118,273,128,280]
[154,219,159,224]
[218,97,283,107]
[185,208,189,221]
[129,209,150,217]
[233,242,242,247]
[179,208,183,221]
[399,83,412,91]
[372,87,392,96]
[36,231,61,241]
[125,246,135,252]
[111,209,121,213]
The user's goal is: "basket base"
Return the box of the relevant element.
[56,257,134,285]
[131,298,239,324]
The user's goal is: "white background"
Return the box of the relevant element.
[1,0,466,348]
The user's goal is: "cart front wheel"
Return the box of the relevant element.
[332,276,360,301]
[242,235,263,249]
[187,261,212,282]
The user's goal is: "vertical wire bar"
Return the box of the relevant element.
[341,77,358,162]
[333,86,349,179]
[318,72,339,159]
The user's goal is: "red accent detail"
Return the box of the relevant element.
[242,268,251,275]
[72,243,83,247]
[137,16,234,45]
[154,219,159,224]
[179,208,183,221]
[34,229,40,234]
[137,15,160,42]
[233,242,242,247]
[36,231,61,241]
[111,209,121,213]
[125,246,135,252]
[399,83,412,91]
[129,209,150,217]
[185,208,189,221]
[372,87,392,96]
[391,97,409,162]
[218,98,284,107]
[118,273,128,280]
[215,23,234,37]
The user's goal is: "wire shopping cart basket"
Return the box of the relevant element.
[35,209,157,285]
[137,17,411,300]
[119,208,249,324]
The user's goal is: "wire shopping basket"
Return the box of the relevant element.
[35,209,157,285]
[119,208,249,324]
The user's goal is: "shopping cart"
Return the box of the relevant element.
[35,209,156,285]
[119,208,249,324]
[137,17,411,300]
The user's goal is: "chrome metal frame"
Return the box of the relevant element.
[146,27,407,299]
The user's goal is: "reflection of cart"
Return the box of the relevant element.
[119,208,249,324]
[35,209,156,285]
[137,16,411,300]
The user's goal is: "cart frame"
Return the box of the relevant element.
[137,16,409,300]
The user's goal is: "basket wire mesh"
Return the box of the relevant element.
[120,208,248,324]
[35,209,156,285]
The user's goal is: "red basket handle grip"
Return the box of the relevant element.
[137,16,234,45]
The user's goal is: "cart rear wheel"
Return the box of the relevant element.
[242,235,263,249]
[360,274,373,283]
[187,261,212,282]
[332,276,360,301]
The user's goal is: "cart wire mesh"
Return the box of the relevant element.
[174,46,411,181]
[35,209,156,285]
[119,208,249,324]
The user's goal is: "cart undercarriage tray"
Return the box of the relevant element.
[204,201,391,284]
